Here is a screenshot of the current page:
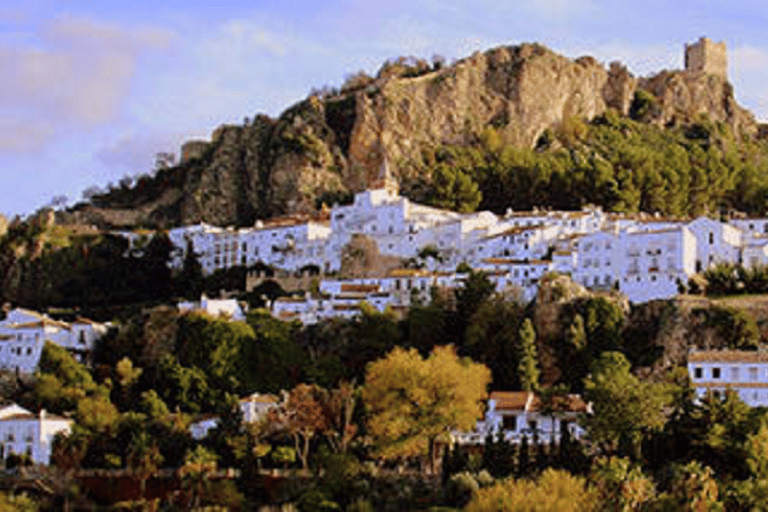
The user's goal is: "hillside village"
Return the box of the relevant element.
[4,36,768,510]
[116,164,768,322]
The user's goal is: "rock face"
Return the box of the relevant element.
[68,42,758,229]
[639,70,755,135]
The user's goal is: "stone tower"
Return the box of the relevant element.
[370,152,399,196]
[684,37,727,79]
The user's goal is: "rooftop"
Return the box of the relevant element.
[688,349,768,364]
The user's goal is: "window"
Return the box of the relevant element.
[731,367,740,380]
[750,367,759,381]
[694,367,703,379]
[502,415,517,431]
[709,232,714,244]
[712,367,721,379]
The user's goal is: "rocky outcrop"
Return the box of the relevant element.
[65,42,759,229]
[639,70,756,134]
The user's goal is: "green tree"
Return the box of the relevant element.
[517,318,540,392]
[465,468,597,512]
[126,431,164,500]
[178,445,218,509]
[464,297,523,388]
[582,352,670,454]
[590,456,656,511]
[176,239,205,299]
[362,345,491,474]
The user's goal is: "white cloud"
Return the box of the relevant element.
[0,14,176,154]
[0,117,55,152]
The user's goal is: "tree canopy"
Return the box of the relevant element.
[362,345,491,472]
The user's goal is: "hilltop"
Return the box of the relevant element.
[58,39,764,229]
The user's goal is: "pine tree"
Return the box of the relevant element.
[177,239,205,299]
[518,434,530,477]
[517,318,540,392]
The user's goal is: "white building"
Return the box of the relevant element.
[0,404,72,465]
[190,392,281,440]
[616,227,697,303]
[687,217,742,272]
[0,309,107,373]
[455,391,590,445]
[688,349,768,407]
[178,295,247,322]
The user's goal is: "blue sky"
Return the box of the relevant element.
[1,0,766,217]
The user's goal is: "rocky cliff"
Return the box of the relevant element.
[65,42,758,229]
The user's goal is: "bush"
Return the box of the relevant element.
[445,472,479,507]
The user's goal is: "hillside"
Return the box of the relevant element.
[58,41,763,229]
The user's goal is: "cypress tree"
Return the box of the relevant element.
[517,318,540,392]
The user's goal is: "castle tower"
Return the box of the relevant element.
[369,149,399,196]
[684,37,727,79]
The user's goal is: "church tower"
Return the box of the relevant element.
[369,147,399,196]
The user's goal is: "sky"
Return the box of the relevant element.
[1,0,767,217]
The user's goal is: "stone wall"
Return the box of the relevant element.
[685,37,727,79]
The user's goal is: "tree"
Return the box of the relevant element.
[464,297,523,388]
[660,461,722,512]
[590,456,656,511]
[320,382,358,454]
[127,431,164,500]
[76,394,120,434]
[178,446,218,509]
[362,345,491,473]
[270,383,327,470]
[582,352,671,454]
[466,468,597,512]
[51,427,90,472]
[176,239,205,299]
[517,318,540,392]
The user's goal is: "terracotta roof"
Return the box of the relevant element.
[387,269,430,277]
[489,391,530,411]
[274,297,308,303]
[332,304,360,311]
[689,350,768,364]
[340,284,380,293]
[489,391,589,413]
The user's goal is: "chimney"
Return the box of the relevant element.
[39,409,46,420]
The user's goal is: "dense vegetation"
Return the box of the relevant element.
[404,110,768,217]
[1,260,767,509]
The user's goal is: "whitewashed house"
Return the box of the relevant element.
[616,227,697,303]
[455,391,590,445]
[0,404,72,465]
[688,349,768,407]
[190,393,281,440]
[178,294,247,322]
[687,217,742,272]
[0,309,107,373]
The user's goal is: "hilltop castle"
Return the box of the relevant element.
[685,37,727,79]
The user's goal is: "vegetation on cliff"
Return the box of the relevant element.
[56,41,764,229]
